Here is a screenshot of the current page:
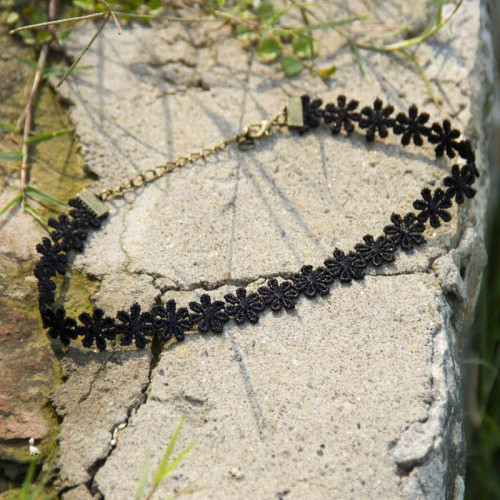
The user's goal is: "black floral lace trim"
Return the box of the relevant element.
[35,95,479,350]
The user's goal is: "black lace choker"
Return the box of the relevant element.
[34,95,479,351]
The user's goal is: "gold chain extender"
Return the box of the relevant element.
[98,107,290,202]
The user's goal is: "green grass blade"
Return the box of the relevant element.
[152,416,185,488]
[156,442,195,480]
[0,193,22,217]
[347,38,370,82]
[0,151,23,161]
[420,0,444,40]
[401,49,438,106]
[0,122,17,132]
[19,460,36,500]
[56,12,111,88]
[11,54,38,69]
[25,185,68,209]
[42,65,93,78]
[463,358,495,371]
[29,461,56,499]
[23,202,48,228]
[260,2,294,40]
[361,0,463,52]
[27,128,73,144]
[134,457,150,500]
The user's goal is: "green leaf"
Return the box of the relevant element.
[18,29,36,45]
[318,63,337,79]
[255,1,275,20]
[272,27,293,39]
[281,55,303,77]
[36,31,52,44]
[0,151,22,161]
[27,128,73,144]
[0,193,22,218]
[11,55,37,69]
[292,33,315,59]
[210,0,226,11]
[6,11,19,25]
[30,10,47,25]
[235,23,251,39]
[57,28,74,42]
[0,121,16,132]
[72,0,97,11]
[256,37,281,63]
[25,185,68,209]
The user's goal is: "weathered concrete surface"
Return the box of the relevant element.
[53,0,493,498]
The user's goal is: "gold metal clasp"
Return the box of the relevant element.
[286,97,304,128]
[237,119,273,150]
[77,189,108,218]
[246,119,273,139]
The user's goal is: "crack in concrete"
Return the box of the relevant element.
[86,353,156,499]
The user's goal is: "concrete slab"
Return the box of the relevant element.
[51,1,493,498]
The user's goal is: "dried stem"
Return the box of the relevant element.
[56,12,111,88]
[9,12,108,35]
[18,0,58,207]
[20,45,49,203]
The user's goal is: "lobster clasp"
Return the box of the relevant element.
[246,119,272,139]
[238,119,273,150]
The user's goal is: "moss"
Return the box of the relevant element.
[0,29,98,487]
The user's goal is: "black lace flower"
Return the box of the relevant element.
[78,308,116,350]
[68,198,101,229]
[34,258,56,282]
[189,294,230,333]
[455,139,474,160]
[354,235,396,267]
[48,214,87,251]
[324,249,366,283]
[393,104,430,146]
[257,278,298,311]
[428,119,461,158]
[36,237,67,276]
[413,188,452,228]
[298,95,324,133]
[292,265,334,298]
[43,306,77,346]
[153,299,192,342]
[384,213,426,251]
[37,276,56,306]
[323,95,360,135]
[116,302,155,348]
[359,98,395,142]
[224,287,264,324]
[454,140,479,179]
[443,165,476,204]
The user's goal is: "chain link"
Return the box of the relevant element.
[98,108,287,201]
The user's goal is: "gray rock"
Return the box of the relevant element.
[53,0,494,498]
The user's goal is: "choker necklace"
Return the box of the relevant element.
[34,95,479,351]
